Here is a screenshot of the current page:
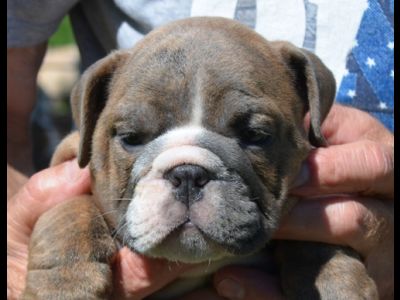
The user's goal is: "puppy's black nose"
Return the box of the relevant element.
[164,164,211,205]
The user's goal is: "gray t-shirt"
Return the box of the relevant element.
[7,0,394,130]
[8,0,256,69]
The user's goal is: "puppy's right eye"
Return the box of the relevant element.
[240,129,273,147]
[119,133,143,150]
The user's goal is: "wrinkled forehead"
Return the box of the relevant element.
[104,25,300,133]
[121,42,290,93]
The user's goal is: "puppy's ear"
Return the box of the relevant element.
[272,42,336,146]
[71,50,129,167]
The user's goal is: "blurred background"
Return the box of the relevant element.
[33,16,80,171]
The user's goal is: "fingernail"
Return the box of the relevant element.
[291,162,310,188]
[217,278,245,299]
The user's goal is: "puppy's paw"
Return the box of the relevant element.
[314,248,378,300]
[23,196,117,300]
[22,262,112,300]
[276,241,378,300]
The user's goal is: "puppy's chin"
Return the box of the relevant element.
[145,222,230,263]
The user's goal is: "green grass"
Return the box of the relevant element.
[48,16,76,48]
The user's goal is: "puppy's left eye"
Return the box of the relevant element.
[119,133,143,150]
[241,129,273,147]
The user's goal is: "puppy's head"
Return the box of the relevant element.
[71,17,335,263]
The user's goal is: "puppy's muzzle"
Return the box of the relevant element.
[164,164,213,206]
[122,126,272,262]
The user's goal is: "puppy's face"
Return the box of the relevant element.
[72,17,335,263]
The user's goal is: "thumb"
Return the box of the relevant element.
[214,266,283,300]
[291,140,393,199]
[7,159,91,240]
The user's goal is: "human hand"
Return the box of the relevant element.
[111,247,193,299]
[277,104,393,299]
[7,160,91,299]
[293,103,393,198]
[7,160,193,300]
[177,266,283,300]
[178,104,393,300]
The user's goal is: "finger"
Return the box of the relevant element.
[7,159,91,237]
[214,266,283,300]
[323,105,393,146]
[177,288,225,300]
[112,247,195,300]
[291,140,394,199]
[305,105,393,146]
[274,195,393,257]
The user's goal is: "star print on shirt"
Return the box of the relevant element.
[336,0,393,131]
[378,102,388,109]
[347,90,356,98]
[365,57,376,68]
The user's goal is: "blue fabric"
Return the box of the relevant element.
[337,0,394,132]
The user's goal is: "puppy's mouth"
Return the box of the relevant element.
[178,219,198,231]
[121,127,271,263]
[148,217,230,263]
[123,164,269,263]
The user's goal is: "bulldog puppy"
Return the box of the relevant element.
[23,17,378,299]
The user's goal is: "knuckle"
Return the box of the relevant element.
[331,200,368,243]
[334,199,393,254]
[362,141,393,178]
[314,141,394,194]
[357,206,393,254]
[360,141,394,197]
[23,173,42,200]
[22,170,54,207]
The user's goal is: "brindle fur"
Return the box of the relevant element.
[23,17,377,299]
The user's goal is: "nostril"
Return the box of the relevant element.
[164,164,211,189]
[169,175,181,187]
[195,172,209,187]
